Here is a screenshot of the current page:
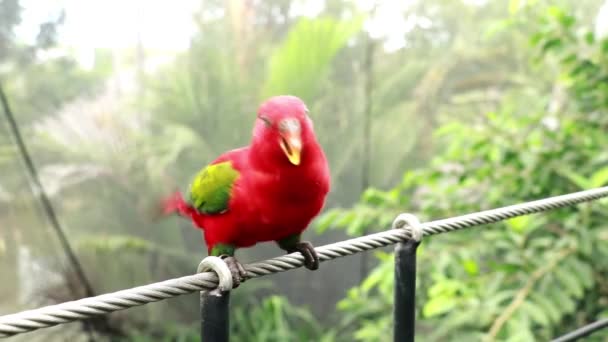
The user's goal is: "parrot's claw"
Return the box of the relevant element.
[294,241,319,270]
[220,255,247,288]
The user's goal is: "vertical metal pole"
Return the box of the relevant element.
[201,290,230,342]
[394,239,420,342]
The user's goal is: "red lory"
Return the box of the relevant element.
[161,95,330,286]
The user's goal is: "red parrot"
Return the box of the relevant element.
[161,95,330,285]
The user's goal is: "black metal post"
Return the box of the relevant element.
[394,239,420,342]
[201,290,230,342]
[551,317,608,342]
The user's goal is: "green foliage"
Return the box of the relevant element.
[123,295,332,342]
[76,235,192,263]
[124,322,199,342]
[6,56,107,123]
[3,8,368,339]
[318,4,608,341]
[0,0,22,61]
[5,1,608,341]
[146,11,372,206]
[231,295,335,342]
[263,16,364,102]
[531,6,608,113]
[0,0,63,63]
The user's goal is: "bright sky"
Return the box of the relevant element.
[16,0,608,55]
[17,0,200,50]
[16,0,411,52]
[597,0,608,39]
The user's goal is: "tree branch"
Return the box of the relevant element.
[486,248,574,340]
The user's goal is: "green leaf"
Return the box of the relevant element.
[506,324,535,342]
[590,167,608,187]
[485,290,517,310]
[521,301,550,326]
[554,264,584,298]
[530,293,561,324]
[484,19,513,39]
[585,31,595,45]
[428,279,462,297]
[336,211,356,227]
[505,215,531,233]
[550,286,576,314]
[423,295,456,318]
[556,167,590,189]
[315,209,341,232]
[361,261,391,292]
[508,0,521,14]
[263,16,364,102]
[559,53,578,65]
[578,226,594,256]
[571,60,596,77]
[546,6,567,23]
[362,188,391,206]
[346,212,369,235]
[462,259,479,276]
[565,257,593,289]
[540,38,563,53]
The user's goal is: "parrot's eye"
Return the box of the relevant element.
[259,115,272,127]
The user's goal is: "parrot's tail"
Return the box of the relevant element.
[161,191,188,216]
[149,191,188,222]
[150,191,200,225]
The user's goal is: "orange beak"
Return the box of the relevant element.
[280,131,302,165]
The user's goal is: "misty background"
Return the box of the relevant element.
[2,0,608,340]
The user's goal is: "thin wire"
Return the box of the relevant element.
[0,82,96,299]
[551,318,608,342]
[1,186,608,338]
[0,83,101,342]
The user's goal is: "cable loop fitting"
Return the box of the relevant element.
[197,256,233,292]
[392,213,423,242]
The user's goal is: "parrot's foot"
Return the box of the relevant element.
[293,241,319,270]
[220,255,247,288]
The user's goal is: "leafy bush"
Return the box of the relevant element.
[318,5,608,341]
[124,295,334,342]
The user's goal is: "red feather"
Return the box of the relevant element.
[162,96,330,254]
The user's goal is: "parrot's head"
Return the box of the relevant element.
[253,95,315,166]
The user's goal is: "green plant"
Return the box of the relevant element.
[318,4,608,341]
[231,295,336,342]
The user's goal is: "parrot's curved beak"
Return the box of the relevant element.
[280,131,302,165]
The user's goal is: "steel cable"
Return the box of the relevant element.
[2,186,608,338]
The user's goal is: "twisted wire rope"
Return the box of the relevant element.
[2,186,608,338]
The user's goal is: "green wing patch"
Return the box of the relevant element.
[187,161,239,214]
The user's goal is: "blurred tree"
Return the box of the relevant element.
[0,0,21,62]
[318,1,608,340]
[6,0,608,340]
[0,2,109,339]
